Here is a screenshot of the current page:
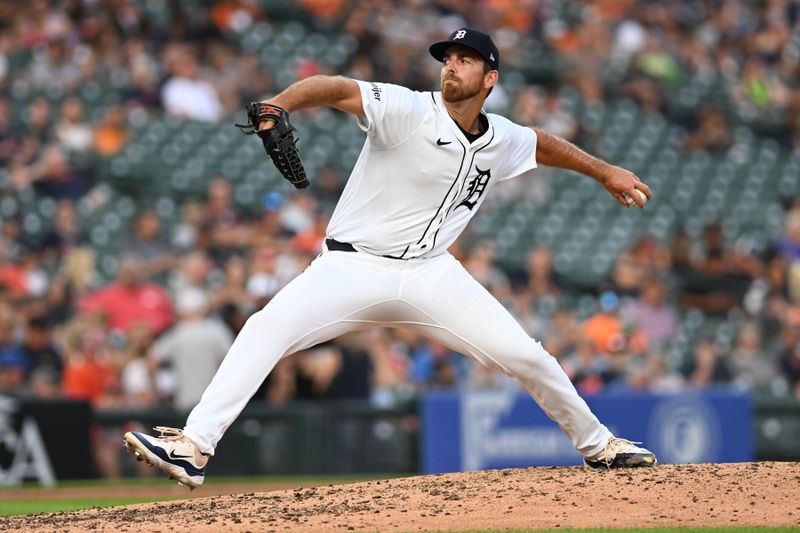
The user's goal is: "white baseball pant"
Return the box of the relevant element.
[183,249,613,457]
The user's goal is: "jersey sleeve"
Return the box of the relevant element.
[355,81,427,149]
[498,122,538,181]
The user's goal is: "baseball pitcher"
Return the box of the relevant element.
[124,28,656,488]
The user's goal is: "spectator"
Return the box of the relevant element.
[92,106,127,157]
[57,246,95,294]
[0,218,23,266]
[542,306,581,359]
[611,234,671,296]
[29,145,90,200]
[210,0,261,34]
[0,308,27,392]
[161,50,224,122]
[125,209,176,278]
[204,177,241,227]
[314,167,345,211]
[679,248,747,315]
[16,247,49,298]
[210,254,253,315]
[463,240,511,302]
[326,342,373,399]
[245,245,282,306]
[684,106,733,153]
[684,338,732,388]
[39,199,87,259]
[279,193,317,235]
[0,97,19,166]
[408,335,465,391]
[780,340,800,400]
[29,35,82,91]
[123,51,161,111]
[61,323,117,404]
[522,245,563,303]
[77,254,174,335]
[25,98,53,147]
[583,291,624,353]
[292,345,344,400]
[775,207,800,261]
[539,91,579,141]
[204,177,249,260]
[506,289,548,340]
[728,322,779,391]
[169,249,211,297]
[246,243,299,307]
[150,287,232,411]
[120,323,158,408]
[0,241,28,297]
[512,87,545,127]
[21,316,63,379]
[171,200,206,253]
[54,97,93,154]
[0,350,29,393]
[669,229,696,288]
[641,353,685,393]
[364,329,411,408]
[292,211,327,255]
[561,336,613,395]
[28,366,61,399]
[251,192,292,241]
[38,275,77,325]
[620,278,678,347]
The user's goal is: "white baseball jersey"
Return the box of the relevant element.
[326,81,538,259]
[183,79,614,462]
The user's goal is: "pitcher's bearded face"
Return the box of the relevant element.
[440,46,488,102]
[441,72,484,102]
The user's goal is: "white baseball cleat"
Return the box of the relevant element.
[123,426,209,489]
[584,437,657,469]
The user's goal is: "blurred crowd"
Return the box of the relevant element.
[0,0,800,422]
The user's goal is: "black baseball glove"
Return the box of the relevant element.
[235,102,309,189]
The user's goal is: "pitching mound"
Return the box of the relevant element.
[5,462,799,532]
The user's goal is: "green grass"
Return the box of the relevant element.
[9,473,401,490]
[0,474,403,516]
[0,497,179,516]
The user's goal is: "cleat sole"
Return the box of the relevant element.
[584,452,658,470]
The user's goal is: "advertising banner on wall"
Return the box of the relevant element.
[0,396,93,485]
[421,390,752,473]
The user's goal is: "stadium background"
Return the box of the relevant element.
[0,0,799,482]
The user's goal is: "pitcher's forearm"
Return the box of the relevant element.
[534,127,613,184]
[265,75,361,114]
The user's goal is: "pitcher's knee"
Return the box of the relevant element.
[499,338,558,374]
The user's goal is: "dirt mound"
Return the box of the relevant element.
[4,462,799,532]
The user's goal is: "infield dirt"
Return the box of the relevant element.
[3,461,799,532]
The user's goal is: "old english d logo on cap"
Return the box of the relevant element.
[429,28,500,71]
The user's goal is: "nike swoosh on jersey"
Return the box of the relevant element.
[168,450,193,460]
[436,138,452,146]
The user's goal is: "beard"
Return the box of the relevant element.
[441,76,483,102]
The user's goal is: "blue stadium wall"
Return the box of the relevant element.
[421,390,753,473]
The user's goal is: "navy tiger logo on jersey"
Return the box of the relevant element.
[457,166,491,210]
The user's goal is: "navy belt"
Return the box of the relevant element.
[325,238,408,260]
[325,238,357,252]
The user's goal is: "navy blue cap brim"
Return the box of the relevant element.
[429,41,497,70]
